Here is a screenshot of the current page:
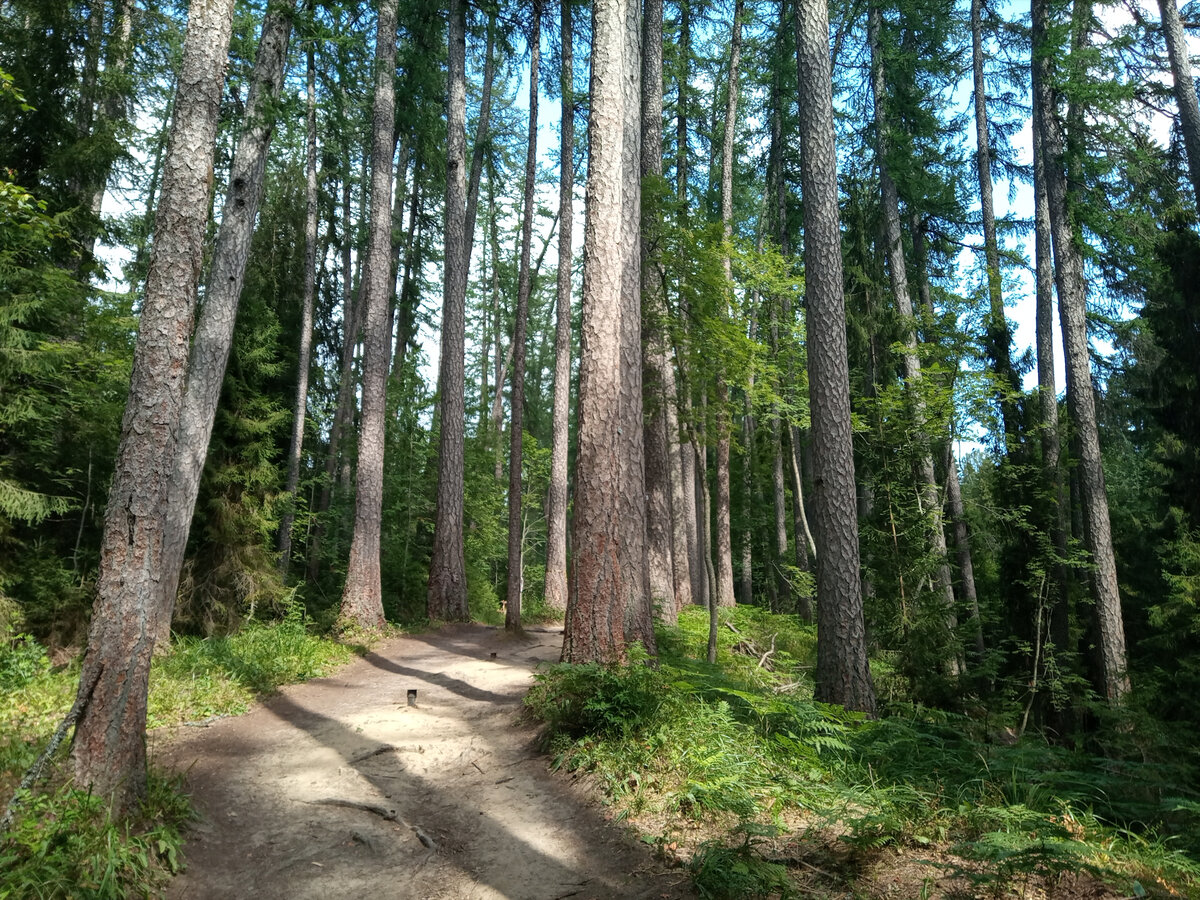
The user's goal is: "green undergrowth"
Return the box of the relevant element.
[525,606,1200,898]
[0,613,360,898]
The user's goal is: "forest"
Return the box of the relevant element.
[1,0,1200,895]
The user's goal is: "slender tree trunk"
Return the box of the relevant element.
[393,163,422,376]
[506,1,541,634]
[339,0,397,631]
[971,0,1019,442]
[279,19,318,576]
[714,0,743,610]
[1033,104,1072,657]
[1032,0,1130,704]
[428,0,470,621]
[71,0,237,815]
[465,12,497,265]
[1158,0,1200,204]
[868,4,960,674]
[795,0,876,715]
[565,0,643,664]
[156,1,294,646]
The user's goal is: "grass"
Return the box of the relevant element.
[525,606,1200,899]
[0,614,361,899]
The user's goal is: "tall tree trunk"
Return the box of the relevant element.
[506,0,541,634]
[543,0,573,614]
[339,0,397,631]
[465,12,497,266]
[620,0,656,654]
[565,0,644,663]
[868,3,960,673]
[1158,0,1200,204]
[795,0,876,715]
[279,18,318,576]
[70,0,237,815]
[393,162,422,376]
[971,0,1020,442]
[714,0,743,610]
[156,1,294,646]
[1033,103,1072,659]
[1032,0,1130,704]
[428,0,470,621]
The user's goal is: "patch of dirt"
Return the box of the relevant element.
[155,624,694,900]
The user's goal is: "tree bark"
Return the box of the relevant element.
[714,0,743,610]
[71,0,237,815]
[1158,0,1200,205]
[278,17,318,576]
[868,3,959,674]
[339,0,397,631]
[795,0,876,715]
[565,0,646,663]
[543,0,573,614]
[505,0,540,634]
[1032,0,1130,704]
[428,0,470,621]
[156,0,294,646]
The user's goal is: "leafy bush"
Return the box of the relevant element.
[0,634,49,690]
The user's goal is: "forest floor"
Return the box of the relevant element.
[155,623,695,900]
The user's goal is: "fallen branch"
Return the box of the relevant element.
[757,634,777,670]
[306,798,438,851]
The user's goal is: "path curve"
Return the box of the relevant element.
[159,624,693,900]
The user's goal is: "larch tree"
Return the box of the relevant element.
[794,0,877,715]
[1157,0,1200,204]
[155,0,295,645]
[564,0,645,663]
[544,0,575,614]
[69,0,238,814]
[1032,0,1130,705]
[505,0,542,634]
[339,0,398,631]
[428,0,470,622]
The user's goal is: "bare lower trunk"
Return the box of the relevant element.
[71,0,237,815]
[279,23,318,576]
[156,1,294,646]
[795,0,876,715]
[428,0,470,621]
[945,447,984,657]
[543,0,574,614]
[505,1,540,634]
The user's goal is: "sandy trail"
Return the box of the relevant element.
[158,624,693,900]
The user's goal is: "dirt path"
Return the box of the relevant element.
[157,624,693,900]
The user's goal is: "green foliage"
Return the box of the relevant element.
[0,634,49,691]
[690,824,795,900]
[0,774,189,900]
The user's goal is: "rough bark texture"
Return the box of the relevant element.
[339,0,397,631]
[1032,0,1130,704]
[279,24,318,576]
[971,0,1020,442]
[642,0,691,618]
[1158,0,1200,205]
[565,0,642,663]
[428,0,470,622]
[544,0,574,615]
[506,1,541,633]
[156,0,294,646]
[795,0,876,715]
[71,0,237,814]
[714,0,743,610]
[868,4,959,673]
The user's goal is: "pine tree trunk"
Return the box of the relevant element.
[339,0,397,631]
[71,0,237,815]
[868,3,960,674]
[428,0,470,621]
[971,0,1019,442]
[505,0,540,634]
[1032,0,1130,704]
[544,0,573,614]
[1158,0,1200,205]
[565,0,639,664]
[279,20,318,576]
[795,0,876,715]
[714,0,743,610]
[156,0,294,646]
